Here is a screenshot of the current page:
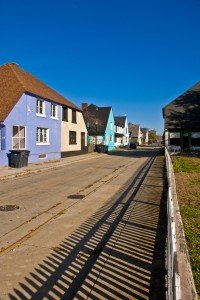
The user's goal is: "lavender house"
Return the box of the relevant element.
[0,63,82,166]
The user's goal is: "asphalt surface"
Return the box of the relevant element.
[0,149,167,299]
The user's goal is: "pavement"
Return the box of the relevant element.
[0,152,100,181]
[0,150,167,299]
[0,147,161,181]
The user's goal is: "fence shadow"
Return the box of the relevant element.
[8,156,167,300]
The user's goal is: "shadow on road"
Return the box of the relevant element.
[107,148,159,158]
[8,156,167,300]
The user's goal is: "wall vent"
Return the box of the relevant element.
[38,153,47,159]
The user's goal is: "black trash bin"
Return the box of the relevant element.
[9,150,30,168]
[95,145,108,153]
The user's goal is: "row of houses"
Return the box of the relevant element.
[0,62,152,167]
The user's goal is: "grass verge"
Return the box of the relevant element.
[172,156,200,296]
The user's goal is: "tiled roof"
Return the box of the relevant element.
[83,104,112,135]
[0,63,81,121]
[128,123,140,138]
[163,82,200,129]
[114,116,126,128]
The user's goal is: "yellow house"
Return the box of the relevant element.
[61,105,88,157]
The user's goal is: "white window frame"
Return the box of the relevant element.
[36,127,49,145]
[12,125,26,150]
[36,99,46,117]
[110,134,113,142]
[51,104,58,119]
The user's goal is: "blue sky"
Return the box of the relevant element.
[1,0,200,134]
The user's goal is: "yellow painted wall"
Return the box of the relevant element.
[61,109,87,151]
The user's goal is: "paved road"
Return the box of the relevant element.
[0,149,167,299]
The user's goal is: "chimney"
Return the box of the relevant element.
[82,103,88,110]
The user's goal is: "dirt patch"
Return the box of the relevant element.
[175,173,200,206]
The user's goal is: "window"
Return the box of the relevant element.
[62,106,68,121]
[169,132,180,138]
[72,110,77,123]
[36,99,45,116]
[36,128,49,144]
[110,135,113,142]
[12,126,26,149]
[191,132,200,146]
[51,104,58,118]
[169,132,181,146]
[69,131,76,144]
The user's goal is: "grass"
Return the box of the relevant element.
[172,156,200,296]
[180,205,200,294]
[173,156,200,173]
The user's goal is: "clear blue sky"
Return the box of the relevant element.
[1,0,200,134]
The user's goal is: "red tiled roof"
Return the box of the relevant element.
[0,63,81,121]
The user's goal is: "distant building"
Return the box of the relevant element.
[114,116,129,147]
[163,82,200,151]
[82,103,115,151]
[141,128,149,144]
[128,123,143,145]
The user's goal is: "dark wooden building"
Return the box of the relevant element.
[163,82,200,151]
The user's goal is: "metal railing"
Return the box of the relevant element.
[165,148,181,300]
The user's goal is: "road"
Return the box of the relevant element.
[0,149,167,299]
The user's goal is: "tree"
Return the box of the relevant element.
[149,132,157,143]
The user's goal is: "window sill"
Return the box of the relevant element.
[69,143,77,145]
[36,113,46,118]
[51,116,59,120]
[72,121,77,124]
[36,143,50,146]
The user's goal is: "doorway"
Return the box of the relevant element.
[81,132,85,150]
[182,133,190,151]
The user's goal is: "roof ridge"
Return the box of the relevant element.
[8,63,26,91]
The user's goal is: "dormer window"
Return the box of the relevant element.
[36,99,45,116]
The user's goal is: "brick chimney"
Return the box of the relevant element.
[82,103,88,110]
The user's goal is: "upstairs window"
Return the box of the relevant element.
[51,104,58,119]
[72,110,77,123]
[36,127,49,144]
[12,126,26,149]
[36,99,45,116]
[69,131,77,144]
[62,106,68,121]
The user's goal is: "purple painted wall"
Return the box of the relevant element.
[0,93,61,166]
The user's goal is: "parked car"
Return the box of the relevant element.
[129,142,137,149]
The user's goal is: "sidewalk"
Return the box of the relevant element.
[0,152,99,181]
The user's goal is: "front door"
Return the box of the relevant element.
[182,133,190,151]
[81,132,85,150]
